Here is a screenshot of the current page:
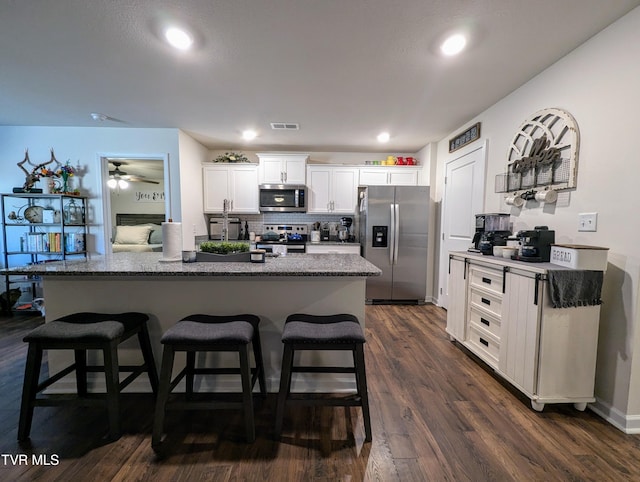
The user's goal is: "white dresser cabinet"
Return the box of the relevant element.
[446,252,602,412]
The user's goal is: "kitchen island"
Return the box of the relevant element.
[3,252,381,393]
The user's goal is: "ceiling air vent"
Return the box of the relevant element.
[270,122,300,130]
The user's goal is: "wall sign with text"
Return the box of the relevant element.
[449,122,481,153]
[496,108,580,193]
[135,191,165,203]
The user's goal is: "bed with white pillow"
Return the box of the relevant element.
[112,213,165,253]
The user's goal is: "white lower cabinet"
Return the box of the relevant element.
[306,244,361,254]
[446,252,601,412]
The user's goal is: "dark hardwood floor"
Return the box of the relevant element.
[1,305,639,481]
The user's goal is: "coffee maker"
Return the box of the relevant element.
[338,217,354,242]
[470,213,512,255]
[515,226,555,262]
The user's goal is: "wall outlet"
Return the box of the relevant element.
[578,212,598,232]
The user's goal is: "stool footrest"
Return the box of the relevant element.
[32,395,110,408]
[291,366,355,374]
[37,363,77,392]
[286,394,362,407]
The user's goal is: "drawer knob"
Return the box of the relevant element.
[481,297,491,306]
[482,277,492,285]
[479,337,489,347]
[480,317,490,326]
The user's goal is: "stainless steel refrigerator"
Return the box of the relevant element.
[358,185,429,303]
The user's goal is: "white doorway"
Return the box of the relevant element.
[438,142,487,308]
[99,154,170,253]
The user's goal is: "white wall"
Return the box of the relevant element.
[0,127,180,259]
[434,7,640,431]
[109,179,166,226]
[178,130,211,250]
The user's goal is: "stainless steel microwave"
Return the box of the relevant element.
[259,184,307,212]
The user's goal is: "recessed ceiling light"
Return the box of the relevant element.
[165,27,193,50]
[242,129,257,141]
[90,112,107,121]
[441,34,467,56]
[377,132,390,143]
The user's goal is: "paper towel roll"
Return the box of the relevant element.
[161,222,182,262]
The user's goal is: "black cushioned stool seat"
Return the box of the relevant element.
[274,313,372,442]
[18,312,159,442]
[152,314,266,449]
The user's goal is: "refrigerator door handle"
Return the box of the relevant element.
[389,203,395,265]
[394,203,400,264]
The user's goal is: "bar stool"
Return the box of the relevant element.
[152,314,266,449]
[274,313,372,442]
[18,311,158,442]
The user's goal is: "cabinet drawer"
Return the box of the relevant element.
[469,266,503,296]
[468,307,501,339]
[469,288,503,318]
[467,324,500,367]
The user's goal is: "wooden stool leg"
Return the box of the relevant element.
[137,323,159,394]
[239,344,255,443]
[274,344,294,437]
[186,351,196,399]
[103,340,121,440]
[18,343,43,442]
[252,331,267,398]
[354,344,372,442]
[74,349,87,396]
[152,345,175,450]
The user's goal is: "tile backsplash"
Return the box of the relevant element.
[206,212,358,241]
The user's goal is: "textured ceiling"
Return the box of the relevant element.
[1,0,638,152]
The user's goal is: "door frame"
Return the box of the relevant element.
[438,139,487,308]
[98,152,170,253]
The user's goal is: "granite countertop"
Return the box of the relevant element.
[1,252,381,278]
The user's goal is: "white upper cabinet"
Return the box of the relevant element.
[359,166,420,186]
[307,166,359,214]
[257,153,308,185]
[203,164,259,214]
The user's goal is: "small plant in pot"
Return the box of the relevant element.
[197,241,250,262]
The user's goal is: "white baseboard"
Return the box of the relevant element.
[590,399,640,434]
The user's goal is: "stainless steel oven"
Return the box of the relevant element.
[259,185,307,212]
[256,224,308,253]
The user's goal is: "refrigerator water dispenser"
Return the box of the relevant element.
[372,226,388,247]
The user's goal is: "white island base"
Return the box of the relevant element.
[43,275,367,394]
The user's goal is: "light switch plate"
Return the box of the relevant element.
[578,212,597,232]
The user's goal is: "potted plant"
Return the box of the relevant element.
[213,152,249,163]
[196,241,251,262]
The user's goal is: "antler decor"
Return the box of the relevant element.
[16,148,59,192]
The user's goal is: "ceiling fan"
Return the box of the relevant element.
[108,161,159,185]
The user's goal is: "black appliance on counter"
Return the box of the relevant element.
[338,217,355,242]
[470,213,512,255]
[255,224,308,253]
[513,226,555,262]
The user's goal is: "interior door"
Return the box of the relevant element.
[439,143,486,308]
